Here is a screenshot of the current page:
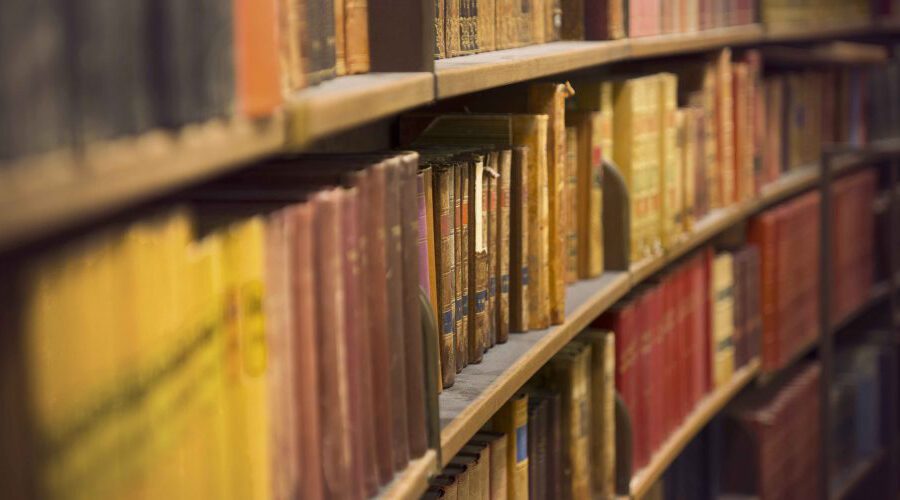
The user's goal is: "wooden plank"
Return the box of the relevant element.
[438,271,632,465]
[629,24,763,59]
[380,449,438,500]
[0,116,284,251]
[285,72,434,147]
[630,360,761,499]
[434,40,630,99]
[764,20,876,42]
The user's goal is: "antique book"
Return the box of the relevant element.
[335,0,346,75]
[472,431,509,499]
[370,0,433,71]
[496,0,534,49]
[429,162,457,388]
[527,395,549,499]
[279,0,306,91]
[419,168,442,393]
[564,126,579,283]
[560,0,581,39]
[711,252,735,387]
[384,162,411,468]
[485,153,499,347]
[578,329,616,498]
[435,0,446,58]
[344,0,371,73]
[544,344,593,498]
[399,153,428,457]
[658,73,681,250]
[456,161,470,369]
[715,49,735,206]
[423,168,441,324]
[492,393,529,500]
[509,147,530,333]
[612,75,663,262]
[303,0,337,84]
[566,110,605,279]
[468,155,488,363]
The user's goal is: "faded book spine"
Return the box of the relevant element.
[435,0,447,58]
[565,126,579,283]
[303,0,337,84]
[497,150,512,342]
[468,158,487,363]
[509,147,530,333]
[457,163,470,369]
[401,155,427,457]
[433,166,457,388]
[344,0,370,73]
[486,156,498,348]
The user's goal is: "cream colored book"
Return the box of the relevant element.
[658,73,681,250]
[711,252,736,387]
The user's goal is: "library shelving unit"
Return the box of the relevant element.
[4,17,900,500]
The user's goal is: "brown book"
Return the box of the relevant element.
[312,188,355,499]
[547,0,563,40]
[468,155,487,364]
[460,444,491,499]
[369,0,433,71]
[564,125,579,284]
[471,431,509,499]
[451,453,483,499]
[292,204,326,500]
[384,161,411,470]
[578,329,616,498]
[528,83,572,326]
[435,0,446,59]
[496,149,512,342]
[486,153,498,348]
[421,167,443,393]
[430,162,457,388]
[399,153,428,458]
[561,0,583,39]
[304,0,337,84]
[532,0,547,43]
[279,0,306,91]
[334,0,346,75]
[344,0,370,74]
[455,162,469,370]
[527,395,549,499]
[496,0,534,49]
[510,146,530,333]
[492,393,529,500]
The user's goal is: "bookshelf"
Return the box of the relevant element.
[830,449,887,500]
[629,359,761,500]
[438,162,824,468]
[379,449,439,500]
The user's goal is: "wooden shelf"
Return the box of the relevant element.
[439,166,821,467]
[630,359,762,499]
[284,72,434,147]
[629,24,763,59]
[0,116,284,251]
[434,40,630,99]
[379,449,438,500]
[764,20,878,42]
[830,449,886,500]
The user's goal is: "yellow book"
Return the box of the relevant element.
[612,75,662,262]
[681,108,698,232]
[528,83,573,325]
[222,217,271,500]
[658,73,681,250]
[511,115,551,330]
[711,252,736,387]
[492,393,529,500]
[716,49,735,207]
[564,125,579,284]
[578,329,616,498]
[566,110,605,279]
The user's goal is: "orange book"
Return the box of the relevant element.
[234,0,282,117]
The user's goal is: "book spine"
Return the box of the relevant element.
[509,147,529,333]
[498,150,512,341]
[344,0,370,73]
[433,167,457,388]
[590,113,606,278]
[312,190,355,499]
[565,126,580,283]
[456,0,479,55]
[401,156,428,458]
[367,165,396,481]
[487,164,498,347]
[385,163,410,469]
[417,171,433,311]
[435,0,447,58]
[748,214,778,372]
[458,163,470,368]
[334,0,346,75]
[561,0,583,39]
[453,165,465,370]
[303,0,337,84]
[468,159,486,363]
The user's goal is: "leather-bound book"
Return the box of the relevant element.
[459,443,491,498]
[510,146,530,333]
[419,167,443,393]
[579,329,616,497]
[566,110,605,279]
[279,0,306,91]
[585,0,626,39]
[303,0,337,84]
[335,0,346,75]
[292,204,326,500]
[492,393,530,500]
[564,126,579,283]
[450,452,483,499]
[486,153,498,348]
[561,0,583,39]
[456,162,470,370]
[468,156,488,363]
[344,0,370,74]
[495,0,534,49]
[496,149,512,342]
[399,153,428,458]
[311,189,355,499]
[472,431,508,499]
[384,160,411,469]
[428,161,458,388]
[435,0,446,58]
[527,395,548,499]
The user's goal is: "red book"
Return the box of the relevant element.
[638,287,659,464]
[233,0,282,116]
[700,248,714,397]
[674,264,691,424]
[748,210,780,372]
[661,274,678,439]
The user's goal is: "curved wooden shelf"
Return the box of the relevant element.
[0,116,284,251]
[380,449,438,500]
[439,166,822,466]
[630,359,761,500]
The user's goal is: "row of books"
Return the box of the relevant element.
[595,244,760,473]
[868,46,900,142]
[760,0,871,26]
[721,362,823,500]
[429,329,617,499]
[434,0,758,59]
[8,152,435,500]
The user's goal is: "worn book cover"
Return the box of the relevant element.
[658,73,681,250]
[566,110,605,279]
[468,155,488,363]
[472,431,508,499]
[485,152,499,347]
[345,0,371,73]
[234,0,282,115]
[430,163,457,387]
[578,329,616,497]
[527,395,548,499]
[492,393,529,500]
[302,0,337,84]
[564,126,579,283]
[510,147,530,333]
[418,168,443,394]
[711,252,735,387]
[457,162,470,369]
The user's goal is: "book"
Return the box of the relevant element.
[428,161,458,388]
[578,329,617,498]
[564,125,579,283]
[658,73,681,250]
[496,149,512,342]
[472,431,509,499]
[492,393,530,500]
[566,110,605,279]
[710,252,735,388]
